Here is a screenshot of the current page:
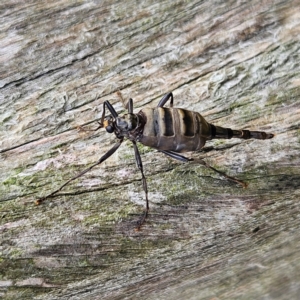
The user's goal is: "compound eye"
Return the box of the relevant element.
[105,125,114,133]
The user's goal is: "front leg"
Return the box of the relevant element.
[36,139,124,204]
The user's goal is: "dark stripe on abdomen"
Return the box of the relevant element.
[153,109,159,137]
[181,109,195,137]
[162,108,174,136]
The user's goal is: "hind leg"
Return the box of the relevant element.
[160,150,247,188]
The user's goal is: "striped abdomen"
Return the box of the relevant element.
[138,107,211,153]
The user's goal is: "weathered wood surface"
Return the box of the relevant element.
[1,0,300,299]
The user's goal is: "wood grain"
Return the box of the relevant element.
[1,0,300,299]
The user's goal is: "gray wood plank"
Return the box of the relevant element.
[1,0,299,299]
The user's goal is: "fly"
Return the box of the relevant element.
[36,92,274,229]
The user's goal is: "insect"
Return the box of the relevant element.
[36,92,274,229]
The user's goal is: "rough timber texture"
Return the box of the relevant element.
[1,0,300,299]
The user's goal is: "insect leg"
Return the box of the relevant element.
[131,141,149,230]
[80,100,119,132]
[160,150,192,163]
[103,100,118,118]
[84,100,119,132]
[157,92,174,108]
[160,150,247,188]
[36,138,124,204]
[127,98,133,114]
[116,91,134,113]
